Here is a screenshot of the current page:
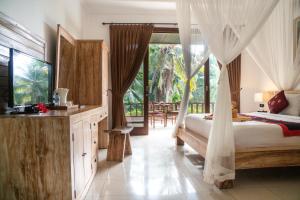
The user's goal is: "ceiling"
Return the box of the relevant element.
[81,0,176,14]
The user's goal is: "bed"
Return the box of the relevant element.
[177,105,300,188]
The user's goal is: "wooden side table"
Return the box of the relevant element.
[106,127,133,162]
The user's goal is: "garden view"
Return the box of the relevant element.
[124,44,220,117]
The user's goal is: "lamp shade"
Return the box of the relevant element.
[254,93,263,103]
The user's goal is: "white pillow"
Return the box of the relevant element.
[280,93,300,116]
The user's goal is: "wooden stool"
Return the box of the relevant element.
[106,127,133,162]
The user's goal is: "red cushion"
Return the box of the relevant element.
[268,90,289,114]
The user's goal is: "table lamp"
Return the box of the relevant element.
[254,93,265,112]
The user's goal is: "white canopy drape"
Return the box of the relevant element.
[247,0,300,91]
[174,0,210,134]
[176,0,279,184]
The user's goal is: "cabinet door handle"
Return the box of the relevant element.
[94,141,96,144]
[94,123,96,126]
[82,153,87,157]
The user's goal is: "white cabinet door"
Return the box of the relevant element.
[72,121,85,198]
[83,119,92,183]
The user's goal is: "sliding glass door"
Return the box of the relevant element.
[123,28,220,134]
[123,51,149,135]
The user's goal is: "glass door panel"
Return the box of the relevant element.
[123,53,148,135]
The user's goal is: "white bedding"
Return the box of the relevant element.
[185,112,300,149]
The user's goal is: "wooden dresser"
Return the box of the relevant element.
[0,106,108,200]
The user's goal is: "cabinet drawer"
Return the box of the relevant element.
[91,114,99,124]
[102,107,108,117]
[91,121,98,133]
[92,135,98,158]
[99,107,107,120]
[92,155,97,175]
[99,112,105,121]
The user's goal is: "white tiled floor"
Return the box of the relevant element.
[85,125,300,200]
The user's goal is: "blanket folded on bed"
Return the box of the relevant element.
[241,114,300,137]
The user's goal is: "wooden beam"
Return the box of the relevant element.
[153,27,179,33]
[204,60,210,113]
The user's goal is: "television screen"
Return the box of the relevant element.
[8,49,53,107]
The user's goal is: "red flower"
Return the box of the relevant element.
[36,103,48,113]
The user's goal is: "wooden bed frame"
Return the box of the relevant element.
[177,90,300,188]
[177,126,300,188]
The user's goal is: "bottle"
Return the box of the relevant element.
[53,93,60,106]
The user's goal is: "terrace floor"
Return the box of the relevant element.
[85,125,300,200]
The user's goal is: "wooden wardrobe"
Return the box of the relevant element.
[76,40,109,149]
[56,25,109,149]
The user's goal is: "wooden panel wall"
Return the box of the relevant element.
[77,40,102,105]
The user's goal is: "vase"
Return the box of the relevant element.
[54,88,69,106]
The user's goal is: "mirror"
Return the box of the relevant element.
[55,25,77,103]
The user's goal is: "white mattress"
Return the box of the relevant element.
[185,112,300,149]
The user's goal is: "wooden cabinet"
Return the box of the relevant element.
[82,119,93,186]
[56,26,109,107]
[98,116,109,149]
[0,106,108,200]
[77,41,101,105]
[56,26,110,149]
[76,40,109,106]
[71,110,103,199]
[72,121,86,198]
[76,40,109,149]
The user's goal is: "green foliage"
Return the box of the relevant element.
[123,44,220,116]
[209,55,220,103]
[14,60,49,105]
[148,44,203,103]
[123,65,144,104]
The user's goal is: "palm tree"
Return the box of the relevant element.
[123,44,220,115]
[13,60,49,105]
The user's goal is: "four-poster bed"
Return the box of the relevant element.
[174,0,300,187]
[177,91,300,188]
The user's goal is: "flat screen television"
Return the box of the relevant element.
[8,49,53,108]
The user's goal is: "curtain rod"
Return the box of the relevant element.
[102,22,178,25]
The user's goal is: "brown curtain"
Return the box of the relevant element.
[218,55,242,112]
[110,24,154,128]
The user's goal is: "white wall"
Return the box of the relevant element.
[240,50,277,112]
[0,0,83,63]
[82,12,177,45]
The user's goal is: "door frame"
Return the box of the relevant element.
[130,50,149,136]
[151,27,212,113]
[131,27,213,135]
[131,28,178,135]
